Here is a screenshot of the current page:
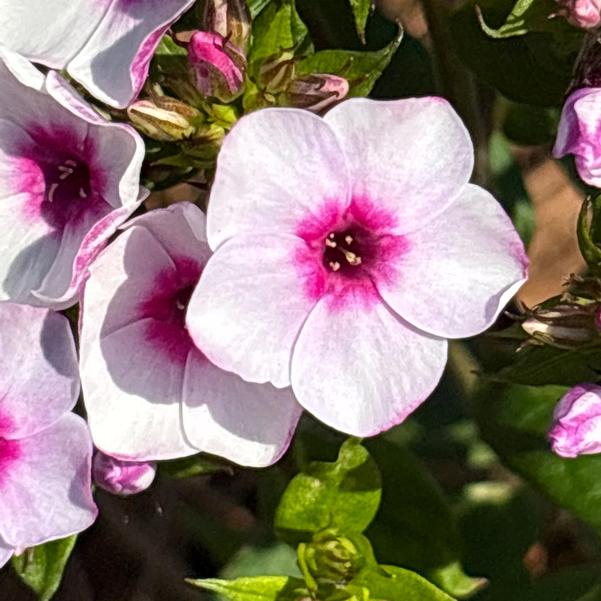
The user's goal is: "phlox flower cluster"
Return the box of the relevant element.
[0,0,528,569]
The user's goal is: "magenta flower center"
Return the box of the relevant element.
[0,437,21,486]
[43,158,91,207]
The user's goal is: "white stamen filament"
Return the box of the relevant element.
[47,182,59,203]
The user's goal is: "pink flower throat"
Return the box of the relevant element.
[322,225,376,276]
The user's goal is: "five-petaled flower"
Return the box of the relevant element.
[0,0,195,108]
[0,48,146,309]
[186,98,528,436]
[0,303,97,569]
[80,202,302,467]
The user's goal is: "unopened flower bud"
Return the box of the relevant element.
[259,51,296,94]
[284,74,350,112]
[521,303,600,348]
[188,31,246,102]
[549,383,601,457]
[201,0,251,54]
[93,452,157,496]
[127,98,201,142]
[298,531,360,587]
[555,0,601,29]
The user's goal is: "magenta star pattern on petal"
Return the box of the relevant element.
[0,48,146,309]
[0,0,195,108]
[0,303,97,569]
[186,97,529,437]
[80,202,302,468]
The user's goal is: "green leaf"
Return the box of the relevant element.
[247,0,273,18]
[492,343,601,387]
[275,438,381,544]
[296,29,402,97]
[349,0,373,43]
[355,565,456,601]
[476,0,570,38]
[250,0,308,67]
[475,382,601,537]
[12,536,77,601]
[450,0,581,106]
[187,576,306,601]
[365,439,484,599]
[160,453,234,479]
[221,543,301,579]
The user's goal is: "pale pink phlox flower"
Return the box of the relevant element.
[554,87,601,187]
[0,47,146,309]
[549,383,601,458]
[0,0,196,108]
[186,98,529,436]
[80,202,302,467]
[0,303,97,569]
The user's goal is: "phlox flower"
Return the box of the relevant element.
[0,48,146,309]
[554,87,601,187]
[0,303,97,569]
[80,202,301,467]
[186,98,528,436]
[549,383,601,458]
[0,0,195,108]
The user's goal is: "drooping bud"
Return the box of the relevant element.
[298,530,361,588]
[521,303,601,348]
[188,31,246,102]
[259,51,297,95]
[284,74,350,113]
[201,0,251,54]
[127,97,202,142]
[555,0,601,29]
[549,383,601,457]
[93,452,157,496]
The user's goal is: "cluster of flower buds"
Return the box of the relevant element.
[521,302,601,348]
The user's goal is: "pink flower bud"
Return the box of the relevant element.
[557,0,601,29]
[549,384,601,458]
[93,452,157,496]
[553,87,601,187]
[188,31,245,102]
[285,74,350,113]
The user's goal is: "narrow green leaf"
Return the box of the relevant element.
[250,0,307,66]
[476,0,567,39]
[247,0,273,18]
[348,0,373,43]
[296,28,402,97]
[275,438,381,544]
[12,536,77,601]
[187,576,306,601]
[356,566,457,601]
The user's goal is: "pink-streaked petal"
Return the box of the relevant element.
[80,225,197,461]
[290,291,448,436]
[324,97,474,234]
[182,353,302,467]
[207,108,350,249]
[378,184,528,338]
[0,304,79,440]
[32,198,146,309]
[187,234,321,388]
[0,414,97,548]
[0,537,13,569]
[123,201,211,264]
[68,0,196,108]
